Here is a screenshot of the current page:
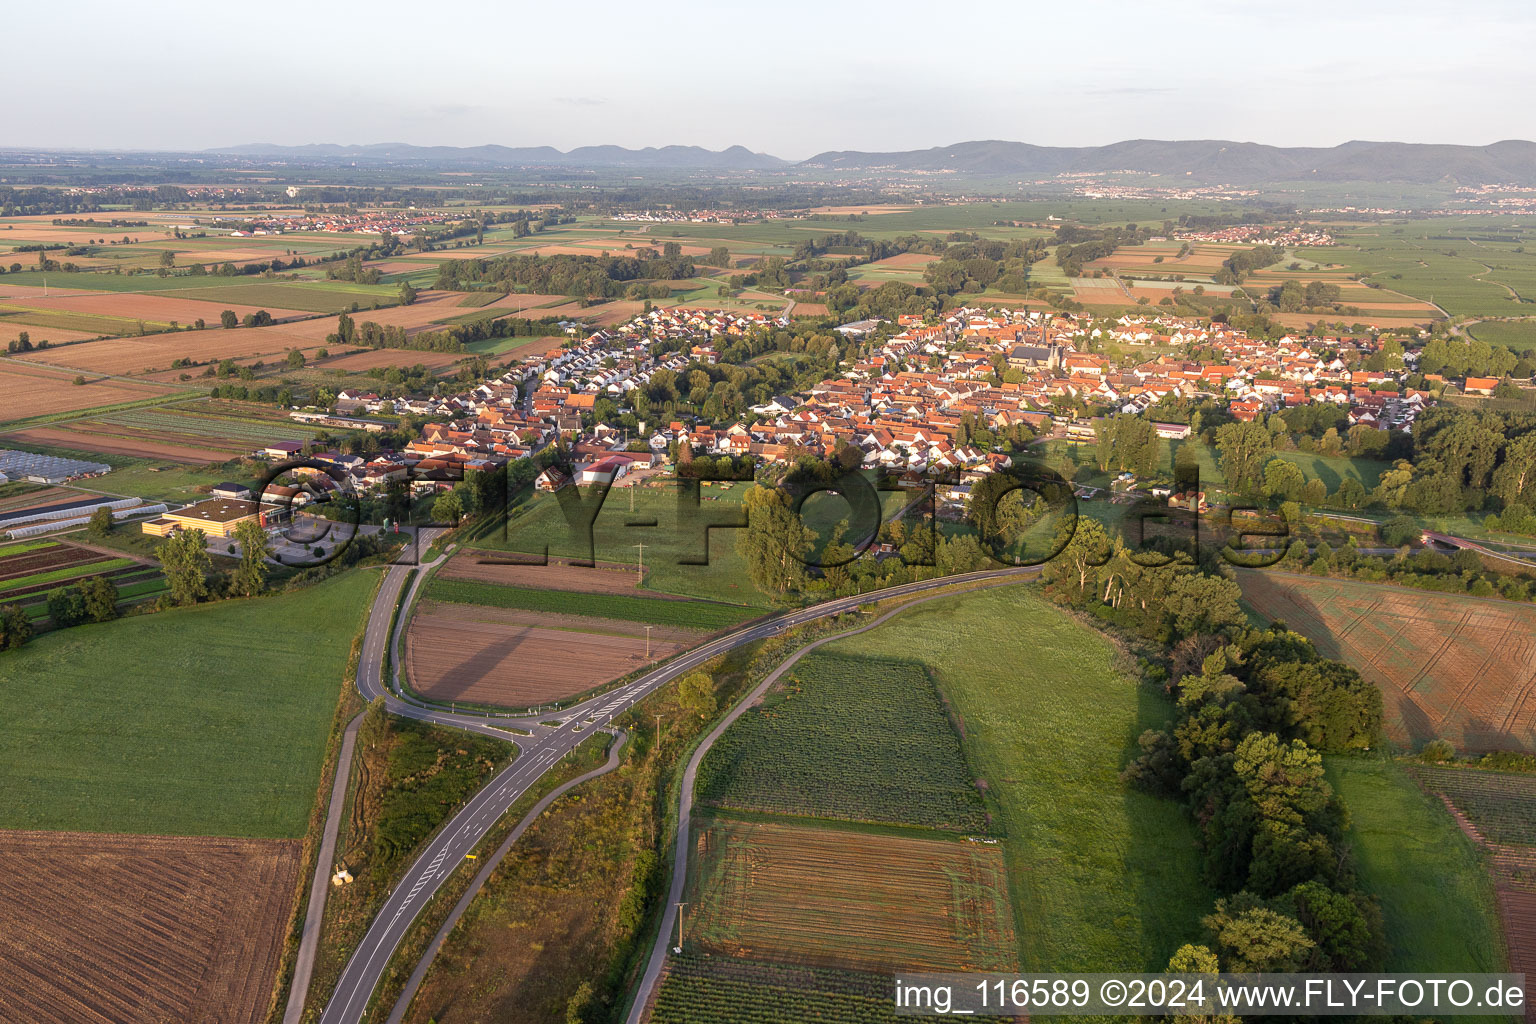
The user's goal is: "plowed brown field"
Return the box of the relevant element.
[0,830,300,1024]
[406,601,696,706]
[1239,570,1536,752]
[0,361,183,420]
[4,425,218,463]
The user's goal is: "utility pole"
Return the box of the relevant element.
[674,902,687,954]
[633,541,645,579]
[644,624,653,659]
[654,713,663,748]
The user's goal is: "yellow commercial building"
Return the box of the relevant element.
[141,498,282,539]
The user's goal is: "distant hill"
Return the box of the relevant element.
[796,138,1536,184]
[195,138,1536,183]
[206,142,791,171]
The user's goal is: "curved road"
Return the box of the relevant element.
[316,553,1043,1023]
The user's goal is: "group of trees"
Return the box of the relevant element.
[219,308,274,329]
[1280,531,1536,602]
[1054,223,1157,277]
[434,250,694,298]
[1043,519,1385,974]
[1094,415,1160,476]
[1215,244,1284,285]
[45,576,120,628]
[1267,279,1342,312]
[1420,335,1524,379]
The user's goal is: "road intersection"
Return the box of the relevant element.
[310,539,1041,1024]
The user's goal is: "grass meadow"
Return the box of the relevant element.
[826,585,1215,970]
[1326,757,1508,984]
[466,482,770,606]
[0,569,377,837]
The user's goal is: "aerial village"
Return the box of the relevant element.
[268,302,1446,522]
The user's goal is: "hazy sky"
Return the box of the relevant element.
[14,0,1536,159]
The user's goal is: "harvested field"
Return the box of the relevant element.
[868,253,934,270]
[687,818,1017,974]
[441,551,655,595]
[4,425,219,463]
[482,292,568,312]
[0,829,299,1024]
[534,299,645,327]
[1239,570,1536,752]
[10,291,310,324]
[28,291,466,377]
[406,601,697,706]
[0,361,183,421]
[26,332,318,377]
[0,321,98,346]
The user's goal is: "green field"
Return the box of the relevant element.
[826,585,1214,970]
[1327,757,1508,979]
[696,650,990,832]
[0,570,377,837]
[1309,221,1536,319]
[1468,319,1536,354]
[424,577,755,631]
[466,483,771,606]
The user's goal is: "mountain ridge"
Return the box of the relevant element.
[201,138,1536,183]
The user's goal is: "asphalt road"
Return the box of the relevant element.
[318,555,1043,1024]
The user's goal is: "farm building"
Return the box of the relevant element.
[141,498,286,539]
[576,455,634,486]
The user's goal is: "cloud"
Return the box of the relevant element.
[555,96,605,107]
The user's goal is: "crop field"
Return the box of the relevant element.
[406,599,702,707]
[0,570,376,837]
[3,290,310,327]
[1408,766,1536,846]
[650,956,1009,1024]
[73,404,321,455]
[0,360,186,423]
[686,817,1017,973]
[1468,319,1536,353]
[25,329,324,378]
[0,829,299,1024]
[826,586,1214,970]
[0,540,161,616]
[696,651,990,832]
[3,425,229,464]
[1402,764,1536,1013]
[1238,570,1536,752]
[1309,222,1536,319]
[424,576,750,628]
[467,483,770,606]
